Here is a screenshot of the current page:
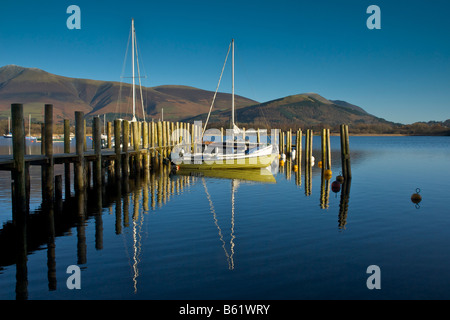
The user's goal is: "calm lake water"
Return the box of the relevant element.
[0,136,449,300]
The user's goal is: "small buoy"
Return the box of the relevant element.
[336,174,344,184]
[293,164,298,172]
[317,161,323,168]
[280,160,285,167]
[324,169,332,179]
[281,153,286,161]
[411,188,422,205]
[291,150,296,160]
[331,181,341,193]
[278,154,281,159]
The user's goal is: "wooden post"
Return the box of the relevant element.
[287,129,292,157]
[321,128,326,174]
[122,120,129,177]
[114,119,122,179]
[93,117,102,188]
[74,111,85,192]
[64,119,70,153]
[305,129,310,166]
[150,121,155,160]
[344,124,352,179]
[162,121,167,157]
[64,119,71,196]
[326,128,331,170]
[169,121,174,157]
[132,121,139,151]
[142,121,149,171]
[107,121,112,149]
[296,129,302,167]
[43,104,54,203]
[132,121,140,175]
[157,121,163,157]
[340,124,351,179]
[11,103,27,218]
[166,121,171,156]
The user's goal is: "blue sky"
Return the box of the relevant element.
[0,0,449,124]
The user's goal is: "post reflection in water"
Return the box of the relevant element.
[319,174,331,210]
[2,154,352,299]
[304,159,312,196]
[0,163,196,299]
[202,178,236,270]
[281,157,352,229]
[338,178,352,230]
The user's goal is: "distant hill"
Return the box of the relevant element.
[4,65,441,135]
[0,65,257,122]
[185,93,393,129]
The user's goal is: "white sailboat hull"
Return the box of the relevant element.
[172,144,277,169]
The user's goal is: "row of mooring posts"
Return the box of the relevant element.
[278,126,352,209]
[279,155,351,229]
[277,126,351,181]
[278,126,352,229]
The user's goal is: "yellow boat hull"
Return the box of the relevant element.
[177,153,277,170]
[178,167,276,183]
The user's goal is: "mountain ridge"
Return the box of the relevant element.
[0,65,257,122]
[184,92,393,129]
[3,64,439,133]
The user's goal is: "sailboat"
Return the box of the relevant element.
[170,39,276,170]
[116,18,147,123]
[110,18,147,149]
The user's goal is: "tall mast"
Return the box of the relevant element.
[131,18,136,122]
[231,39,235,129]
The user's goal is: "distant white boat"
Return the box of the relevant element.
[3,116,12,138]
[27,114,37,142]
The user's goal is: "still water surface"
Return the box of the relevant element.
[0,136,449,300]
